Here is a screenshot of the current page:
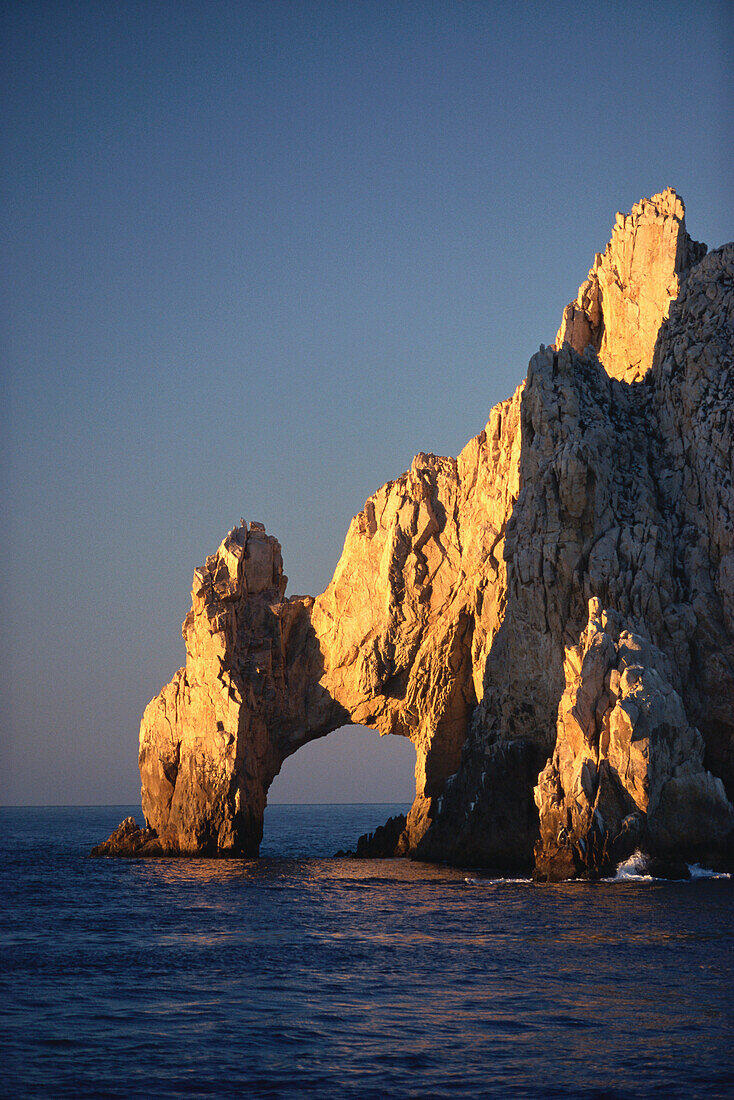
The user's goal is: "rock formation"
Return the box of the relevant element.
[90,815,163,857]
[136,522,347,855]
[555,187,707,383]
[94,189,734,877]
[421,228,734,877]
[533,600,733,880]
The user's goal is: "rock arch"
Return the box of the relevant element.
[99,190,734,876]
[138,396,522,857]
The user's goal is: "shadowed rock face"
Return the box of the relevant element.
[94,190,734,876]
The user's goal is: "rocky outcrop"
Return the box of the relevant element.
[94,190,733,877]
[533,600,733,880]
[127,385,525,856]
[136,521,347,855]
[90,816,163,857]
[556,187,706,382]
[355,814,408,858]
[311,389,524,852]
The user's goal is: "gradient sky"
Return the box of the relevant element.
[2,1,731,806]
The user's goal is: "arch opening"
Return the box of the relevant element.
[262,725,417,857]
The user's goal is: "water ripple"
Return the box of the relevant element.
[1,806,732,1099]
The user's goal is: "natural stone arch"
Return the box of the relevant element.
[97,190,734,879]
[138,461,493,857]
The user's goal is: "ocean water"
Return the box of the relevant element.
[1,805,732,1099]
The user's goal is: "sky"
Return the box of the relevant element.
[2,0,731,807]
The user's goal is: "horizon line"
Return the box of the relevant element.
[0,801,412,809]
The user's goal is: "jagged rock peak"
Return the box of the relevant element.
[555,187,707,383]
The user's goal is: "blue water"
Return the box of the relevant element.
[1,805,733,1099]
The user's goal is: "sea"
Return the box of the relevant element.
[1,804,732,1099]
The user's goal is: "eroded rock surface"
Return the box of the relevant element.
[533,599,733,881]
[421,235,733,872]
[95,190,733,876]
[136,522,347,854]
[420,234,734,874]
[128,386,525,856]
[556,187,706,382]
[355,814,409,858]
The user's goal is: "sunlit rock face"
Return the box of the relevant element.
[135,389,524,855]
[555,187,706,383]
[137,522,348,854]
[98,191,733,875]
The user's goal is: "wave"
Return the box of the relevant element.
[688,863,731,880]
[606,849,731,883]
[608,850,656,882]
[463,876,533,886]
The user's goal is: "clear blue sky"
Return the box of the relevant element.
[2,0,731,805]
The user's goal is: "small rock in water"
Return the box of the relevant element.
[355,814,408,858]
[90,816,162,857]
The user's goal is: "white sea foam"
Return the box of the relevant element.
[606,850,731,883]
[688,863,731,880]
[464,876,533,886]
[608,849,655,882]
[460,851,731,887]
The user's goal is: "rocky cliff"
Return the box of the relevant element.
[94,189,734,877]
